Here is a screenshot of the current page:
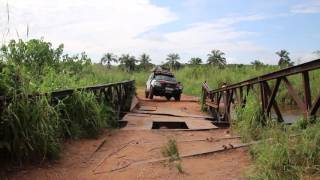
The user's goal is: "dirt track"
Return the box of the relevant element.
[7,90,251,180]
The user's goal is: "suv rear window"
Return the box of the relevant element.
[155,75,176,82]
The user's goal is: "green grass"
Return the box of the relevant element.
[59,91,115,139]
[243,120,320,180]
[0,93,61,161]
[231,94,320,179]
[0,40,136,163]
[162,138,184,173]
[162,139,180,162]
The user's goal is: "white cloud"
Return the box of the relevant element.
[291,1,320,14]
[0,1,283,64]
[292,51,320,64]
[139,15,268,64]
[0,0,177,59]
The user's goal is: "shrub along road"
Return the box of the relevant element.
[7,89,250,180]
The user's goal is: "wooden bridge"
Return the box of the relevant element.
[202,59,320,124]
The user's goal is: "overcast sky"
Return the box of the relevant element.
[0,0,319,64]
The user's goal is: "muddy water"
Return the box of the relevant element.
[272,105,302,124]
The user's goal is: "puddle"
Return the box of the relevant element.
[272,105,302,123]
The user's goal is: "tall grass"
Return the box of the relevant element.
[0,90,122,163]
[0,93,61,161]
[244,120,320,179]
[60,91,116,139]
[0,39,137,164]
[232,94,320,179]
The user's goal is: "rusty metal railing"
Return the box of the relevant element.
[0,80,135,114]
[202,59,320,123]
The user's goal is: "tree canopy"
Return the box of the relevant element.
[138,53,152,70]
[207,49,226,68]
[119,54,137,72]
[276,50,294,67]
[189,57,202,65]
[165,53,181,70]
[100,53,117,68]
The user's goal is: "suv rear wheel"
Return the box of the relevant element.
[174,94,181,101]
[149,87,154,99]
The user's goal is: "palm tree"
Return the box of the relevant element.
[119,54,137,72]
[251,60,264,66]
[189,57,202,65]
[100,53,117,69]
[139,53,151,70]
[166,53,181,70]
[207,49,226,68]
[276,50,293,67]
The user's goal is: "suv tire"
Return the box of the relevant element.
[174,94,181,101]
[149,87,154,99]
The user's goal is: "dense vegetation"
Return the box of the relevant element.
[0,39,132,163]
[233,94,320,179]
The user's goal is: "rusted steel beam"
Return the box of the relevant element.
[228,89,234,110]
[223,90,229,122]
[225,89,234,122]
[264,81,283,122]
[239,86,243,105]
[310,95,320,116]
[282,77,307,113]
[302,71,312,110]
[209,59,320,94]
[217,92,222,110]
[0,80,135,102]
[266,78,281,113]
[260,82,267,112]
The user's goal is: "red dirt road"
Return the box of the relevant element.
[5,90,251,180]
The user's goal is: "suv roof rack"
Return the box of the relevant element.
[152,66,174,76]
